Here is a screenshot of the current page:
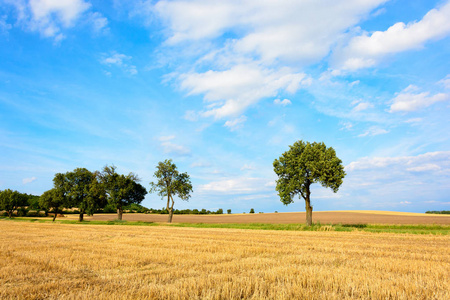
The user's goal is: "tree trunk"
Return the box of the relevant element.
[117,207,123,221]
[168,208,174,223]
[52,208,57,222]
[79,212,84,222]
[305,197,313,226]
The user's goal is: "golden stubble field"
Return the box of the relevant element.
[1,221,449,300]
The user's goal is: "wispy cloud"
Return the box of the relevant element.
[22,176,37,185]
[224,115,247,131]
[198,177,273,195]
[274,98,292,106]
[0,15,12,35]
[358,126,389,137]
[4,0,107,41]
[100,52,137,75]
[158,136,191,157]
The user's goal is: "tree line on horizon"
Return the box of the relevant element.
[2,140,351,226]
[0,160,195,223]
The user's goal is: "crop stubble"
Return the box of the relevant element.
[0,222,449,299]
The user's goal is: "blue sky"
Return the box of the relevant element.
[1,0,449,213]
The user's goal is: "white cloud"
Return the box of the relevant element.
[198,177,272,194]
[5,0,107,41]
[346,151,450,172]
[358,126,389,137]
[157,135,190,156]
[155,0,387,64]
[224,115,247,131]
[334,1,450,70]
[180,64,307,119]
[438,75,450,90]
[407,164,440,172]
[342,151,450,206]
[389,86,449,113]
[22,176,37,185]
[153,0,387,119]
[100,52,138,75]
[274,99,292,106]
[160,141,191,157]
[404,118,422,124]
[339,121,353,131]
[352,101,374,112]
[400,201,411,205]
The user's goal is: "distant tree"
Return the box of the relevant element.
[25,194,41,210]
[149,159,193,223]
[39,188,67,222]
[273,140,346,226]
[216,208,223,214]
[101,165,147,220]
[249,208,255,214]
[227,209,231,214]
[0,189,28,218]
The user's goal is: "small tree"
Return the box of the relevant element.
[249,208,255,214]
[101,165,147,220]
[149,159,193,223]
[273,140,345,226]
[0,189,28,218]
[227,209,231,214]
[39,188,66,222]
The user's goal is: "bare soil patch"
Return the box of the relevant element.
[74,211,450,225]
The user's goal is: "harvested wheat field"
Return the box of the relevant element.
[70,211,450,225]
[1,221,449,299]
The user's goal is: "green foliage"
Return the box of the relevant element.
[273,140,345,225]
[425,210,450,214]
[249,208,255,214]
[100,165,147,220]
[65,168,107,217]
[25,194,41,210]
[149,159,193,222]
[227,209,232,214]
[39,187,67,221]
[0,189,28,218]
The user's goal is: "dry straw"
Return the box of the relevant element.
[1,222,449,299]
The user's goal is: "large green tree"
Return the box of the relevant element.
[0,189,28,218]
[100,165,147,220]
[65,168,106,222]
[149,159,193,223]
[273,140,346,226]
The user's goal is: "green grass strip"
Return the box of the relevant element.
[1,217,448,235]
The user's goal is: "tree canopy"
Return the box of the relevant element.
[149,159,193,223]
[100,165,147,220]
[65,168,106,221]
[0,189,28,218]
[273,140,346,226]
